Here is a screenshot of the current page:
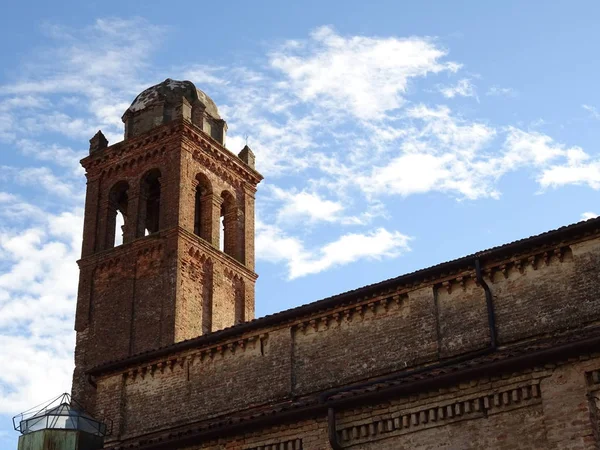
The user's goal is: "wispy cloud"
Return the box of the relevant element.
[438,78,477,99]
[486,86,517,97]
[581,211,598,221]
[270,186,345,224]
[0,17,166,144]
[270,26,460,118]
[256,221,411,279]
[582,104,600,120]
[0,197,82,413]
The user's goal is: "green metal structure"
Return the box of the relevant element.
[13,394,107,450]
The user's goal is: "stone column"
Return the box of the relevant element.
[135,188,148,238]
[123,183,140,243]
[241,184,256,270]
[207,193,223,248]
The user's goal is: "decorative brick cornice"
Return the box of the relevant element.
[337,380,541,445]
[181,121,263,186]
[181,228,258,281]
[80,119,262,187]
[287,241,573,331]
[99,146,168,180]
[81,122,180,172]
[587,368,600,387]
[121,333,268,384]
[77,230,170,269]
[244,439,302,450]
[294,294,407,334]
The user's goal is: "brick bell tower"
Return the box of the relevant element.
[72,79,262,410]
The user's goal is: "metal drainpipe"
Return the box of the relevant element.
[325,257,496,449]
[475,257,497,349]
[327,408,344,450]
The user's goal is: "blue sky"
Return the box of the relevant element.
[2,1,600,447]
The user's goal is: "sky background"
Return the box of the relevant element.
[2,0,600,447]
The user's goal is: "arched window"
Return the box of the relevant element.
[138,169,162,237]
[106,181,129,249]
[194,173,212,240]
[220,191,238,259]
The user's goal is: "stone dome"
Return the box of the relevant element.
[124,79,221,119]
[122,78,226,145]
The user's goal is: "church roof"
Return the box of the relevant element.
[89,214,600,376]
[123,78,221,119]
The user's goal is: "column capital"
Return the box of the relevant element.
[205,192,223,206]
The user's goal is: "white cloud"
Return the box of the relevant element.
[582,104,600,120]
[271,186,344,224]
[438,78,477,99]
[16,139,85,176]
[0,192,18,203]
[486,86,517,97]
[504,132,600,190]
[539,161,600,189]
[256,221,411,279]
[270,26,459,118]
[581,211,598,221]
[0,18,166,144]
[0,198,82,413]
[183,65,229,86]
[7,166,83,200]
[502,127,569,168]
[360,105,498,200]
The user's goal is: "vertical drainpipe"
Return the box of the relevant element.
[328,408,344,450]
[475,257,497,349]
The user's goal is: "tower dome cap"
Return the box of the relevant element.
[124,78,221,120]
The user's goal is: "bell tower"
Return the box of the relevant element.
[72,79,262,409]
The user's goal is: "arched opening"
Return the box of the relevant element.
[220,191,237,259]
[194,173,212,240]
[106,181,129,249]
[138,169,162,237]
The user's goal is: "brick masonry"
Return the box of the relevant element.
[73,80,600,449]
[72,82,262,412]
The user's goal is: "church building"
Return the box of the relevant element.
[62,79,600,449]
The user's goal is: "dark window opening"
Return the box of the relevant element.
[106,181,129,249]
[194,174,212,239]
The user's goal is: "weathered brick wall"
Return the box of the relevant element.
[113,327,292,438]
[100,356,597,449]
[436,278,489,358]
[293,288,438,395]
[94,234,600,448]
[493,243,599,345]
[165,357,600,449]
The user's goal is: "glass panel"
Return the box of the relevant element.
[14,394,108,436]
